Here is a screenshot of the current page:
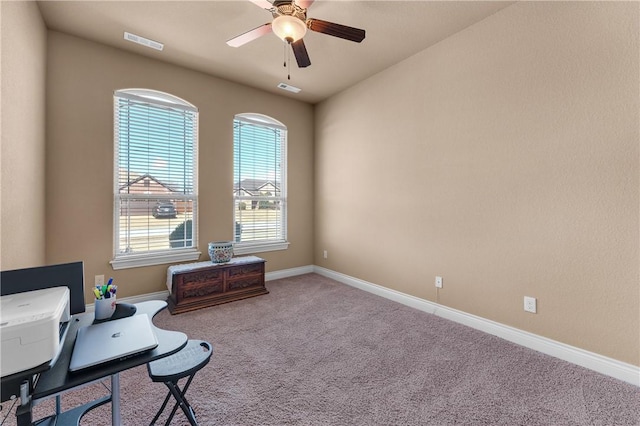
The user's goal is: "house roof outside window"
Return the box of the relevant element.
[233,179,280,196]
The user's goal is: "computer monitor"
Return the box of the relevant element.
[1,261,86,315]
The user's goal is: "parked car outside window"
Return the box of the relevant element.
[152,202,177,219]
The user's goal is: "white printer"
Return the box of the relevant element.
[0,286,70,377]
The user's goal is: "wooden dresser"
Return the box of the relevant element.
[166,256,267,314]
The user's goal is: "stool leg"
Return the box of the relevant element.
[164,374,197,425]
[164,389,181,426]
[169,392,196,425]
[150,391,173,426]
[164,381,198,426]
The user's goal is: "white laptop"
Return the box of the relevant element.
[69,314,158,372]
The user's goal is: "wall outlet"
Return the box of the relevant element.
[323,250,328,259]
[435,276,443,289]
[524,296,537,313]
[95,275,105,286]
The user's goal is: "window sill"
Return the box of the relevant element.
[233,241,289,256]
[110,249,202,270]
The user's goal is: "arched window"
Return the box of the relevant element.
[112,89,199,269]
[233,113,289,253]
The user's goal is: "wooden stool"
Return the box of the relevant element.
[147,340,213,426]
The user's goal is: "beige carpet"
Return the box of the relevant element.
[4,273,640,425]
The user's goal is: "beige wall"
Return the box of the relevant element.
[0,1,47,270]
[2,1,638,368]
[315,2,639,365]
[45,32,314,301]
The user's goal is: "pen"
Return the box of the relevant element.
[93,287,102,299]
[107,277,113,287]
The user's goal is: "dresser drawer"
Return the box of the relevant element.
[228,275,263,292]
[227,262,263,279]
[180,269,223,286]
[176,280,224,304]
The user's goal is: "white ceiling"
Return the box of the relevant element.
[37,1,513,104]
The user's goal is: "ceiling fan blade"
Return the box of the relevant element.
[249,0,273,9]
[226,23,273,47]
[295,0,315,9]
[307,18,365,43]
[291,39,311,68]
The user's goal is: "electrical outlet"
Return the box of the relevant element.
[95,275,105,286]
[435,276,443,289]
[524,296,537,313]
[323,250,328,259]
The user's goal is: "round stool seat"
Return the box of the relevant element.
[148,340,212,382]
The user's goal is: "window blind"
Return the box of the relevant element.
[114,90,198,260]
[233,114,287,247]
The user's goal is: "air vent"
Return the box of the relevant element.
[277,82,301,93]
[124,32,164,51]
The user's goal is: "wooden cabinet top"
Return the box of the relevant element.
[166,256,264,292]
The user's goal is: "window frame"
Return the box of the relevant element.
[111,89,200,270]
[233,113,289,255]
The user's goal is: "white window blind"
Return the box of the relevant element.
[233,113,288,253]
[112,89,199,269]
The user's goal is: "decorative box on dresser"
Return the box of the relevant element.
[166,256,267,314]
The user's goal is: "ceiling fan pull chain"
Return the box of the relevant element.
[287,41,292,80]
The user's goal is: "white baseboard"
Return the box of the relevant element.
[85,264,638,386]
[313,266,640,387]
[266,265,314,281]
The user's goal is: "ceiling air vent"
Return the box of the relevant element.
[277,83,301,93]
[124,32,164,51]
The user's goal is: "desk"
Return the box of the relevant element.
[16,301,187,426]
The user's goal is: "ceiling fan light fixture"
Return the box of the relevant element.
[272,15,307,43]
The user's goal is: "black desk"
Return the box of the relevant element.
[17,301,187,426]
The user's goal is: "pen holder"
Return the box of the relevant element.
[95,297,117,320]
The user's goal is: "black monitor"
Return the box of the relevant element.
[1,261,86,315]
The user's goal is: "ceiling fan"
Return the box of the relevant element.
[226,0,366,69]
